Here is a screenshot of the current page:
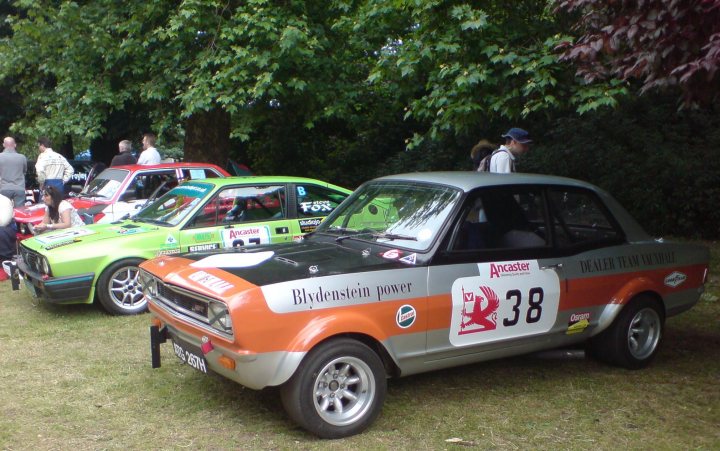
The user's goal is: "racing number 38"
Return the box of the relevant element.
[503,287,544,326]
[450,262,560,346]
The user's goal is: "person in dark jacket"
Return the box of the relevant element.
[110,140,138,167]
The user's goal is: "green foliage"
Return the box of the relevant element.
[523,93,720,239]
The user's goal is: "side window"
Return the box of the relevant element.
[454,187,548,250]
[190,185,286,228]
[297,185,347,218]
[180,168,224,181]
[547,189,623,247]
[123,171,176,201]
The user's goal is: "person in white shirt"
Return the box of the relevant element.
[137,133,162,165]
[489,128,532,173]
[35,137,74,194]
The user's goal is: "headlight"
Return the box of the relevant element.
[208,301,233,334]
[138,270,157,297]
[41,257,50,275]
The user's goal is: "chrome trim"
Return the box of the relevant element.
[144,275,234,340]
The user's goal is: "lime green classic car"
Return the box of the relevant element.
[17,176,351,315]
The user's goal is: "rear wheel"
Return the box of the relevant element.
[589,295,664,369]
[96,258,147,315]
[280,338,387,439]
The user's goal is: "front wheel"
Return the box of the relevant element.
[280,338,387,439]
[589,295,664,369]
[96,258,147,315]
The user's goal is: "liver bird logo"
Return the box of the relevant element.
[459,286,499,334]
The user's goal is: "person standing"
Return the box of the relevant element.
[137,133,161,165]
[35,137,74,194]
[32,185,85,234]
[110,139,138,166]
[0,136,28,207]
[486,128,532,173]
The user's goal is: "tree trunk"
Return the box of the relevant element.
[183,108,230,167]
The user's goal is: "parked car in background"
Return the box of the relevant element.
[14,162,230,240]
[139,171,710,438]
[17,176,351,315]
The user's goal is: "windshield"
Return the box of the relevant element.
[133,183,213,227]
[317,181,461,251]
[80,168,128,199]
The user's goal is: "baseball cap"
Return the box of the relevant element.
[501,127,532,144]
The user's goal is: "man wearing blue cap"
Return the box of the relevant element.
[488,127,532,173]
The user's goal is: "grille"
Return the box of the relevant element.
[157,283,209,319]
[20,245,42,273]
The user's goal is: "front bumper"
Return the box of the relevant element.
[149,313,304,390]
[17,255,95,304]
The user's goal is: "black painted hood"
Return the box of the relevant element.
[180,239,409,286]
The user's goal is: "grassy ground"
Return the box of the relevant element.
[1,242,718,450]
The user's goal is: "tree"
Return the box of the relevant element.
[555,0,720,106]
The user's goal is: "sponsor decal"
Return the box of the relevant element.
[175,185,208,194]
[459,286,499,334]
[362,249,371,257]
[450,260,561,347]
[35,228,95,245]
[299,200,334,214]
[396,305,417,328]
[399,253,417,265]
[190,251,275,268]
[382,249,401,259]
[664,271,687,288]
[188,243,219,252]
[579,252,677,274]
[299,218,322,234]
[156,249,182,256]
[165,234,178,245]
[292,235,304,242]
[566,312,591,335]
[221,226,270,248]
[489,261,531,278]
[188,270,234,294]
[193,232,213,243]
[261,269,427,314]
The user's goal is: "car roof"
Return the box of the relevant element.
[372,171,651,241]
[372,171,598,192]
[111,162,230,174]
[184,175,351,191]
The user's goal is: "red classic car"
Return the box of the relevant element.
[14,162,229,240]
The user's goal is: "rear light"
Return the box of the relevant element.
[93,213,105,223]
[200,336,214,354]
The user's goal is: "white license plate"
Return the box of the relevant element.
[171,337,208,374]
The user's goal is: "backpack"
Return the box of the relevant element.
[477,148,504,172]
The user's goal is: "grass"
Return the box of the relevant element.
[1,241,718,450]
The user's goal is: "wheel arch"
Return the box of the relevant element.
[593,277,666,336]
[91,254,151,300]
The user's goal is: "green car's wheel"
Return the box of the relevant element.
[96,258,147,315]
[280,338,386,439]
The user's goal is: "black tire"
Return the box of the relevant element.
[96,258,147,315]
[280,338,387,439]
[589,295,664,370]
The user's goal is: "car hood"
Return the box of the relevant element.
[14,197,108,223]
[170,240,409,287]
[21,220,161,252]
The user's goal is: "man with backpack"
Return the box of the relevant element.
[477,127,532,173]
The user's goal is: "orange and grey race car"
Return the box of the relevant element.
[141,172,710,438]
